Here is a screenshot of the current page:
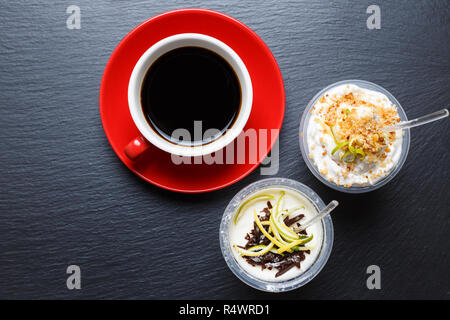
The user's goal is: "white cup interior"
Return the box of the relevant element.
[128,33,253,157]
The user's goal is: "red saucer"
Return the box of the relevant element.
[99,9,285,193]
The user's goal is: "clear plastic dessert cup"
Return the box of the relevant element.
[299,79,411,193]
[219,178,334,292]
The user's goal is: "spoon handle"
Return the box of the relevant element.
[296,200,338,232]
[382,108,449,132]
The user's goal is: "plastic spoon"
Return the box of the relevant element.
[294,200,339,232]
[381,108,449,132]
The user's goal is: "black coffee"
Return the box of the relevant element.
[141,46,241,145]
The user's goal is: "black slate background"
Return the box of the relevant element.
[0,0,449,299]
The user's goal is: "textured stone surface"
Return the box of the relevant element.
[0,0,448,299]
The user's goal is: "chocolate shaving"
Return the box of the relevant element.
[240,204,310,277]
[284,214,304,227]
[261,207,271,218]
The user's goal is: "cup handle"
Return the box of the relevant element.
[124,135,151,161]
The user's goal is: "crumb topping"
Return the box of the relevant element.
[314,91,400,164]
[307,85,403,187]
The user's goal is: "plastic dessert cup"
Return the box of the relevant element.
[299,79,411,193]
[219,178,334,292]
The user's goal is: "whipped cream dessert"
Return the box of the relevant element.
[306,84,403,187]
[229,187,323,282]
